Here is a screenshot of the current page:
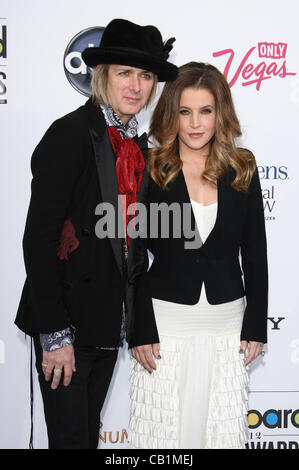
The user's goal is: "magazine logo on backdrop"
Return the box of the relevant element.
[64,27,105,96]
[0,22,7,104]
[248,408,299,429]
[268,317,285,331]
[247,408,299,449]
[258,165,289,221]
[213,42,296,90]
[99,422,128,445]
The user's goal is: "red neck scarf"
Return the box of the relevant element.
[108,126,145,243]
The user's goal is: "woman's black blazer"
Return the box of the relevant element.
[127,163,268,347]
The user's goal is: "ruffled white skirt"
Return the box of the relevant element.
[128,286,249,449]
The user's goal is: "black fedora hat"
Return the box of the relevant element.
[82,18,178,82]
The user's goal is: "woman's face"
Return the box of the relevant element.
[178,87,216,156]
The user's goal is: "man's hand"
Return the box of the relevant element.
[131,343,160,373]
[42,344,76,389]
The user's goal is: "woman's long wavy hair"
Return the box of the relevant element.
[147,62,256,191]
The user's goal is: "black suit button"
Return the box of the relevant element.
[82,228,90,236]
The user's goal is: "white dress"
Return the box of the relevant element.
[128,200,249,449]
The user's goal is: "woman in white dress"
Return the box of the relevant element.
[127,62,268,449]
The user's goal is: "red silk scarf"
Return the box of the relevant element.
[108,126,145,243]
[57,125,145,260]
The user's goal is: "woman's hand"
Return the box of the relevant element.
[131,343,161,373]
[240,340,264,366]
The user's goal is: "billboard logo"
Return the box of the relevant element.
[213,42,296,91]
[248,409,299,429]
[0,24,7,104]
[0,25,7,58]
[0,71,6,104]
[64,26,104,96]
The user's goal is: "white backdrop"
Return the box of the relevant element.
[1,0,298,450]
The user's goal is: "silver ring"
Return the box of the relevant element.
[260,350,265,357]
[54,368,62,376]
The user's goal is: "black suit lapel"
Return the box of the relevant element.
[85,99,124,274]
[89,126,124,274]
[173,170,204,248]
[86,99,151,273]
[201,170,232,248]
[167,169,231,249]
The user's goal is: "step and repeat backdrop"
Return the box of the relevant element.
[1,0,298,450]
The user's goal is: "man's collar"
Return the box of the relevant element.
[100,104,138,139]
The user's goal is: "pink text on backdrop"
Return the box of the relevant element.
[258,42,287,59]
[212,43,296,91]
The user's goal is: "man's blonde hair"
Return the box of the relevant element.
[91,64,158,108]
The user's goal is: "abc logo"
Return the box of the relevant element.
[64,26,104,96]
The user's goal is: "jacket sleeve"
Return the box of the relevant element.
[22,117,86,333]
[240,168,268,343]
[126,174,160,348]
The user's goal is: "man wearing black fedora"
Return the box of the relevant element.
[15,18,177,449]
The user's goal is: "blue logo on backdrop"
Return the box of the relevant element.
[258,165,288,180]
[64,27,105,96]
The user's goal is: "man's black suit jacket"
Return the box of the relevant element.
[15,98,148,347]
[128,163,268,348]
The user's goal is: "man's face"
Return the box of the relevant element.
[106,65,155,124]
